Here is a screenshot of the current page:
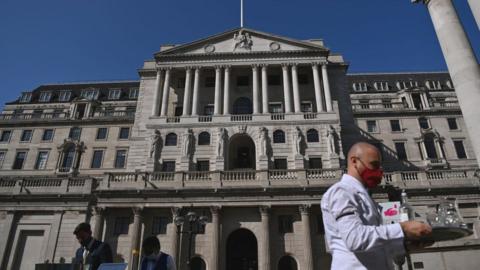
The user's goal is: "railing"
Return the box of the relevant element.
[149,172,175,181]
[0,112,69,121]
[94,110,135,118]
[222,170,256,181]
[303,113,318,119]
[166,116,180,123]
[352,102,406,111]
[269,170,297,180]
[231,114,252,122]
[431,101,459,108]
[0,177,93,195]
[271,113,285,120]
[198,115,212,122]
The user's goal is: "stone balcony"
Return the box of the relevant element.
[0,176,93,196]
[0,110,135,124]
[351,101,460,114]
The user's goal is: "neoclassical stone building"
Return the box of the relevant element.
[0,28,479,270]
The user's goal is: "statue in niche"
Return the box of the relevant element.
[216,128,227,158]
[149,130,161,158]
[259,127,268,156]
[327,125,338,156]
[233,30,253,51]
[294,127,302,156]
[182,129,194,158]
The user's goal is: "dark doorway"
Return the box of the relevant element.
[226,229,258,270]
[228,134,256,170]
[189,257,206,270]
[278,255,298,270]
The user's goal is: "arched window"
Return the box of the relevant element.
[165,133,177,146]
[273,130,286,143]
[233,97,253,115]
[306,129,319,142]
[198,132,210,145]
[278,255,298,270]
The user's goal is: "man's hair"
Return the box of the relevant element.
[142,236,161,251]
[73,222,91,235]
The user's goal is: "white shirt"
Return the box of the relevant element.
[143,252,176,270]
[321,174,405,270]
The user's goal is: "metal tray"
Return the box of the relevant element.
[422,226,473,242]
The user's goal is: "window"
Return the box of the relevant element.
[42,129,54,141]
[91,150,104,168]
[395,142,408,160]
[273,158,287,170]
[390,120,401,132]
[374,81,389,91]
[418,117,430,129]
[19,92,32,103]
[278,215,293,233]
[114,150,127,168]
[269,103,283,113]
[174,106,183,116]
[309,158,322,169]
[268,75,281,86]
[306,129,319,142]
[119,127,130,140]
[413,262,424,269]
[12,151,27,170]
[81,89,99,100]
[162,161,176,172]
[316,215,325,234]
[453,141,467,159]
[20,130,33,142]
[108,89,122,100]
[237,76,249,86]
[426,80,442,90]
[61,145,76,170]
[298,74,309,85]
[447,118,458,130]
[353,82,367,92]
[129,88,139,99]
[58,91,72,102]
[273,130,286,143]
[165,133,177,146]
[367,120,377,133]
[96,128,108,140]
[300,102,312,113]
[0,151,6,169]
[198,132,210,145]
[39,92,52,102]
[397,81,418,90]
[114,217,130,235]
[0,130,12,143]
[34,151,49,170]
[152,216,169,235]
[196,160,210,171]
[204,105,214,116]
[205,77,215,87]
[69,127,82,140]
[177,78,185,88]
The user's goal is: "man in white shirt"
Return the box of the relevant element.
[140,236,176,270]
[321,142,433,270]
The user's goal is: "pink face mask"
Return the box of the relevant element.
[360,166,384,188]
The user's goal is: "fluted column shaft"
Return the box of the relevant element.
[321,64,333,112]
[214,67,223,115]
[252,65,260,114]
[129,208,143,270]
[260,206,271,270]
[170,207,180,265]
[92,207,105,240]
[223,67,231,115]
[182,68,193,116]
[191,68,201,116]
[312,64,325,112]
[210,206,221,270]
[291,64,301,113]
[160,69,171,116]
[152,69,164,116]
[282,64,292,113]
[300,205,314,270]
[261,65,269,113]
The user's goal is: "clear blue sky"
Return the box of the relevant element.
[0,0,479,110]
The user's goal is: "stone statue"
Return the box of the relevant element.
[182,129,194,158]
[294,127,302,155]
[233,30,253,51]
[327,125,337,156]
[259,127,268,156]
[149,130,161,158]
[216,128,227,158]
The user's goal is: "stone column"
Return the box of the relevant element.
[210,206,221,270]
[259,206,271,270]
[252,65,260,114]
[152,69,164,116]
[281,64,292,113]
[467,0,480,29]
[414,0,480,167]
[214,66,223,115]
[435,139,445,159]
[171,207,181,265]
[191,68,201,116]
[223,66,231,115]
[312,63,325,112]
[291,64,301,113]
[321,63,333,112]
[160,68,172,116]
[261,65,269,114]
[92,207,105,240]
[182,68,193,116]
[420,93,429,109]
[419,141,428,160]
[300,205,314,270]
[129,207,143,270]
[0,211,15,269]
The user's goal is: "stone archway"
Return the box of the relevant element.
[226,229,258,270]
[228,134,256,170]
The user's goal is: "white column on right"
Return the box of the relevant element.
[312,63,325,112]
[291,64,301,113]
[261,65,269,114]
[416,0,480,166]
[191,67,201,116]
[152,69,164,116]
[321,63,333,112]
[182,68,193,116]
[281,64,292,113]
[160,68,171,116]
[467,0,480,29]
[214,66,223,115]
[252,65,260,114]
[223,66,231,115]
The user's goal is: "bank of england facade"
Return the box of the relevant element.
[0,28,479,270]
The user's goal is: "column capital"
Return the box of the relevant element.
[210,205,222,215]
[214,65,223,71]
[281,63,291,69]
[92,206,106,216]
[260,63,269,68]
[223,65,231,71]
[311,62,321,68]
[299,204,311,214]
[291,63,298,68]
[171,207,182,217]
[132,207,144,217]
[184,66,194,71]
[251,64,260,69]
[259,205,271,215]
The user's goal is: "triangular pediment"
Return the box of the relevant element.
[155,28,328,56]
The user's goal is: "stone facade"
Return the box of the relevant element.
[0,28,479,270]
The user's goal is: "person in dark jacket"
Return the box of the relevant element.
[73,222,113,270]
[140,236,176,270]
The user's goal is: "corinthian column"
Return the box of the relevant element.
[281,64,292,113]
[291,64,301,113]
[129,207,143,270]
[300,205,314,270]
[259,206,271,270]
[160,68,172,116]
[261,65,269,114]
[312,64,325,112]
[191,68,201,116]
[92,207,105,240]
[171,207,181,265]
[252,65,260,114]
[321,64,333,112]
[413,0,480,167]
[223,66,231,115]
[152,69,164,116]
[210,206,221,270]
[182,68,193,116]
[214,66,223,115]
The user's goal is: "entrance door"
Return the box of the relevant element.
[226,229,258,270]
[228,135,256,170]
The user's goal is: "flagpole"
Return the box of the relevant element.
[241,0,244,27]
